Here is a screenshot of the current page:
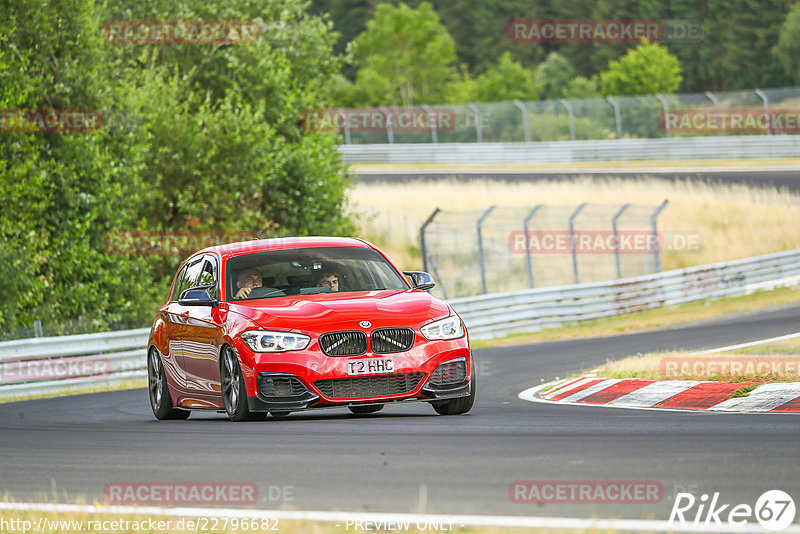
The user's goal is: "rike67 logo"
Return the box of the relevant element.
[670,490,796,531]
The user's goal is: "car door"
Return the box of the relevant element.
[179,255,225,399]
[158,261,193,390]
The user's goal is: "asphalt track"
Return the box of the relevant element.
[355,168,800,191]
[2,303,800,522]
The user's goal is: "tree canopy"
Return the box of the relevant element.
[0,0,352,336]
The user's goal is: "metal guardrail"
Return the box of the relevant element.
[0,328,149,399]
[339,135,800,164]
[2,249,800,398]
[450,249,800,339]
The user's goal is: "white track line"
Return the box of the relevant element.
[0,501,795,533]
[696,332,800,354]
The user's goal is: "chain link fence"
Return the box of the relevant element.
[327,87,800,144]
[420,203,669,299]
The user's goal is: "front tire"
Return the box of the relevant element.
[221,346,255,422]
[148,348,190,420]
[431,362,476,416]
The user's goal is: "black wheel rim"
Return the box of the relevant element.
[148,349,163,411]
[222,348,240,414]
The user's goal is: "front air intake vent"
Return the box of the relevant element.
[257,374,309,398]
[314,373,425,399]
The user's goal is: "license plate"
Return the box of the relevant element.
[347,357,394,375]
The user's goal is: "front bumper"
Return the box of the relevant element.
[241,339,472,412]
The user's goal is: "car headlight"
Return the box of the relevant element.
[420,316,464,340]
[240,330,310,352]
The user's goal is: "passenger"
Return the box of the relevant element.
[316,269,339,292]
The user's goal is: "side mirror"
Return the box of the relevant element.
[403,271,436,291]
[179,288,218,307]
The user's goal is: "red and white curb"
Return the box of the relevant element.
[520,371,800,413]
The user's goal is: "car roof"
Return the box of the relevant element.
[199,236,373,259]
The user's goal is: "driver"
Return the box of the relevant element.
[234,268,262,299]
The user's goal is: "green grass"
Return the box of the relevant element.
[731,385,759,398]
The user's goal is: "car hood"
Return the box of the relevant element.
[228,289,451,333]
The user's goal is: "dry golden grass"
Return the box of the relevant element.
[597,345,800,383]
[349,158,800,172]
[736,336,800,354]
[349,176,800,272]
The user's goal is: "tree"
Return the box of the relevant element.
[534,52,577,100]
[471,52,539,102]
[600,42,682,96]
[563,76,600,99]
[1,0,353,336]
[773,1,800,84]
[349,2,458,106]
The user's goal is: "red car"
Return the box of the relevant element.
[147,237,475,421]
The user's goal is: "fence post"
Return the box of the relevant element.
[34,320,43,338]
[755,89,771,135]
[467,103,483,142]
[513,100,530,142]
[559,99,576,140]
[419,208,440,273]
[569,203,587,284]
[612,203,630,279]
[380,106,394,143]
[426,251,448,299]
[606,96,622,139]
[336,108,351,145]
[423,104,438,143]
[655,93,670,138]
[705,92,721,137]
[523,205,543,288]
[477,206,496,294]
[648,200,669,273]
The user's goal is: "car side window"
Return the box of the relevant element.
[170,264,189,301]
[197,256,219,300]
[177,256,206,300]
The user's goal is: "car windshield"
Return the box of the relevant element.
[226,246,408,301]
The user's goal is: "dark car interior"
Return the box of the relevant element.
[226,246,408,301]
